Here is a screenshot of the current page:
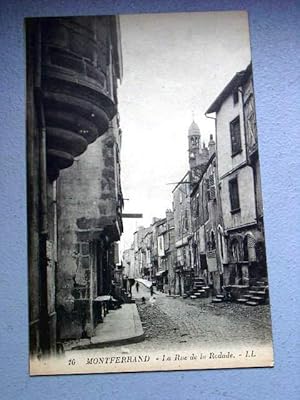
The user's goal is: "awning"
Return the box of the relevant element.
[135,278,153,288]
[156,270,168,277]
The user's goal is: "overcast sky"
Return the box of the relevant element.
[118,11,251,252]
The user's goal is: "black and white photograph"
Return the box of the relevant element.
[26,10,274,375]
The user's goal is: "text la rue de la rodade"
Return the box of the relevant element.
[83,350,257,366]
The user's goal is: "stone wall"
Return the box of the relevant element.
[57,118,122,339]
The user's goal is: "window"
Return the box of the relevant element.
[184,209,189,230]
[243,236,249,261]
[231,239,240,262]
[179,191,183,204]
[229,177,240,213]
[195,194,200,217]
[208,174,216,200]
[211,231,216,250]
[203,180,209,221]
[233,90,239,105]
[230,116,242,156]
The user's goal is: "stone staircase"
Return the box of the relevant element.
[236,279,269,306]
[183,277,210,299]
[212,278,269,306]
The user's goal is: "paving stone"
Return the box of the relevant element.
[119,285,273,351]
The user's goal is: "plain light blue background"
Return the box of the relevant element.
[0,1,299,399]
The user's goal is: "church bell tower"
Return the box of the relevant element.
[188,120,201,170]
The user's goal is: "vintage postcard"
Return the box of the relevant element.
[27,10,273,375]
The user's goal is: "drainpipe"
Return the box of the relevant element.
[34,20,51,355]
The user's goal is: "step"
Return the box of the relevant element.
[237,298,248,303]
[216,294,225,299]
[243,294,252,299]
[249,290,259,295]
[250,286,266,291]
[250,296,265,302]
[212,298,223,303]
[190,295,197,299]
[246,301,259,306]
[256,280,268,285]
[256,291,267,296]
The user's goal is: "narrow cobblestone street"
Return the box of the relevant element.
[128,284,272,351]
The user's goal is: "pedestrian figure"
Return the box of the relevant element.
[149,295,156,307]
[150,285,154,296]
[136,281,139,293]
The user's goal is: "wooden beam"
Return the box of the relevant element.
[122,213,143,218]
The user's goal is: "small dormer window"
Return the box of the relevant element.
[233,90,239,105]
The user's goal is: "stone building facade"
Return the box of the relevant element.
[155,211,175,293]
[165,210,176,294]
[121,63,267,300]
[206,63,267,287]
[190,151,223,293]
[27,16,123,355]
[57,115,123,340]
[172,172,193,295]
[172,121,211,294]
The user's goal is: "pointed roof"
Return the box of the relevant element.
[188,120,200,136]
[206,63,252,114]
